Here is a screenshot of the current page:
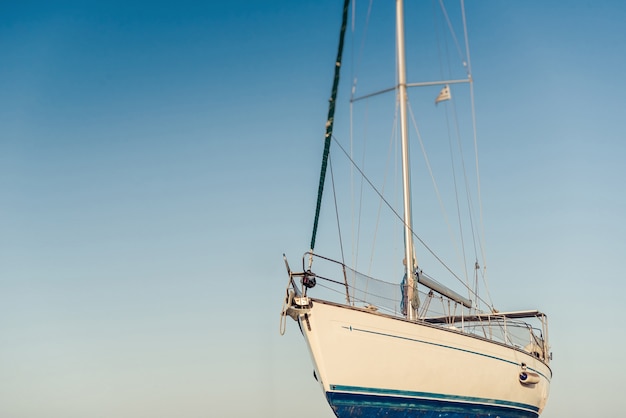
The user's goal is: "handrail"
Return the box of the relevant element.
[292,252,548,360]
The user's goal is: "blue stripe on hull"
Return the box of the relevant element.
[326,390,539,418]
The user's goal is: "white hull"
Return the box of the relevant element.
[295,299,551,418]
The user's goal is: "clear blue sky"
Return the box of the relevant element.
[1,1,624,417]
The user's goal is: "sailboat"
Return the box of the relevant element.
[280,1,552,417]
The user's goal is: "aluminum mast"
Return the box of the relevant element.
[396,0,418,320]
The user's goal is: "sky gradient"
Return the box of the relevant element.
[1,1,625,417]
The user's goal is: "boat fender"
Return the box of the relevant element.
[519,371,541,385]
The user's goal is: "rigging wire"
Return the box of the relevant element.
[330,134,494,309]
[328,155,346,268]
[348,0,374,289]
[368,103,400,276]
[439,0,470,76]
[460,0,495,310]
[349,0,374,104]
[432,0,495,311]
[405,99,488,307]
[353,107,366,279]
[432,0,472,303]
[405,102,464,280]
[432,0,471,294]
